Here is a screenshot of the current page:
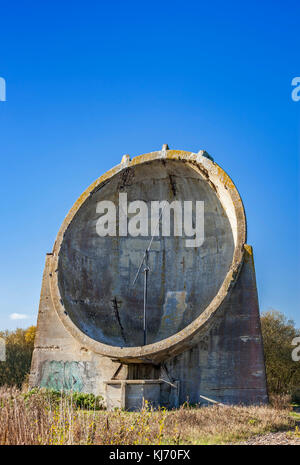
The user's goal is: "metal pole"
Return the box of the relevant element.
[143,250,149,345]
[133,203,167,345]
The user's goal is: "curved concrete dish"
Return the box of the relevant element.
[49,149,246,362]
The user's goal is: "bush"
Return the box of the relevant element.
[269,393,292,410]
[71,391,104,410]
[23,388,104,410]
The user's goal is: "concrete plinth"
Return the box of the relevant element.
[104,380,179,411]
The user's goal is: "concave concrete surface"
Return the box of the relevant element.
[58,159,234,347]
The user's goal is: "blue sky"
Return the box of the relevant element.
[0,0,299,330]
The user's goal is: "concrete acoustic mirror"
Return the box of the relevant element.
[30,147,268,411]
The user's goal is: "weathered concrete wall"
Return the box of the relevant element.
[30,254,122,397]
[163,245,268,405]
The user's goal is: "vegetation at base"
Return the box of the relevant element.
[23,387,104,410]
[0,387,296,445]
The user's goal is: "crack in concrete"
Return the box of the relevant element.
[111,296,127,343]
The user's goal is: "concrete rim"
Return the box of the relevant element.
[49,149,247,361]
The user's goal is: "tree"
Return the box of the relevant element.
[261,310,300,396]
[0,326,36,388]
[24,326,36,345]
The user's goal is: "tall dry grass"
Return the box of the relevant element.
[0,386,295,445]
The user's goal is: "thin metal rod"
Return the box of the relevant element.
[132,201,167,286]
[132,250,146,286]
[143,250,149,346]
[132,202,168,346]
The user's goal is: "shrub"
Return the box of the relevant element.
[23,388,104,410]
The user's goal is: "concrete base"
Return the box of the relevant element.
[104,380,179,411]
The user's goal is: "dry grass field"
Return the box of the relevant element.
[0,387,299,445]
